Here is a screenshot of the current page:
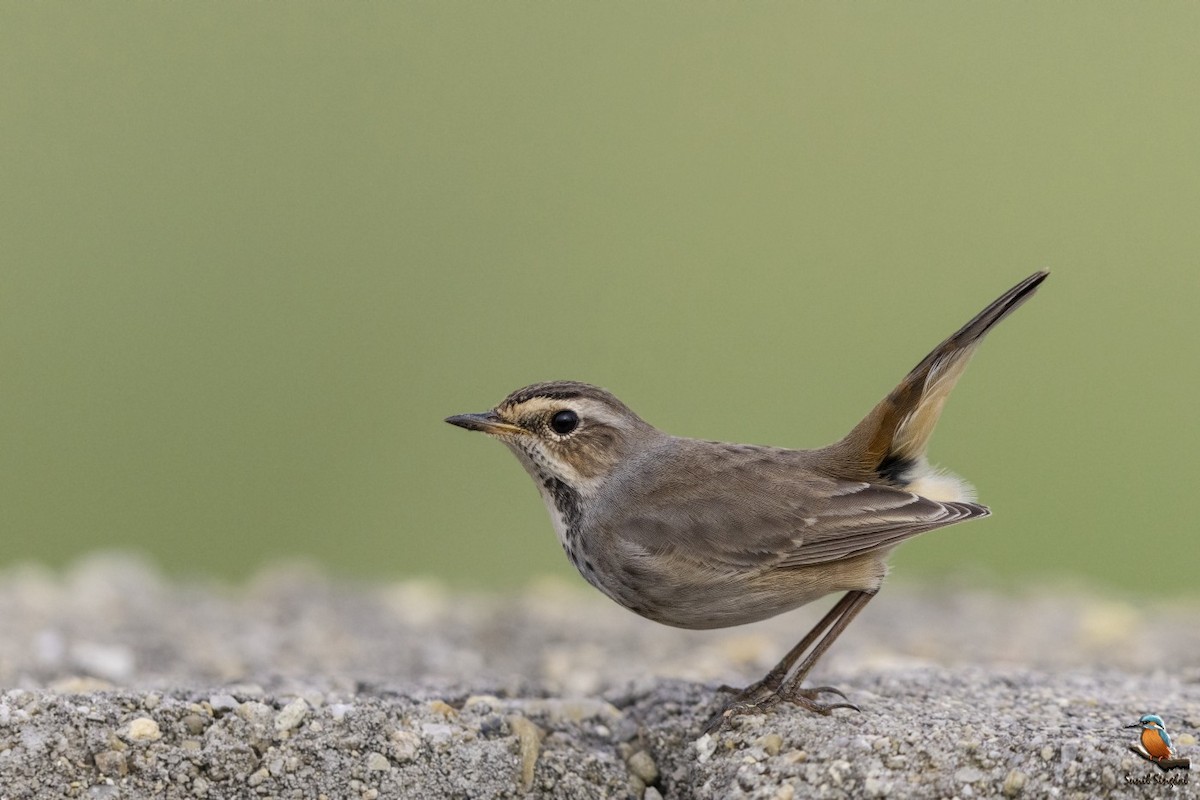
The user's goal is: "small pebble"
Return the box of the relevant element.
[782,749,807,764]
[1002,769,1027,797]
[390,730,421,762]
[365,752,390,771]
[93,750,127,776]
[274,699,309,733]
[755,733,783,757]
[627,750,659,784]
[864,777,889,798]
[183,714,208,735]
[238,701,273,726]
[125,718,161,742]
[427,700,457,717]
[209,694,240,713]
[827,760,850,787]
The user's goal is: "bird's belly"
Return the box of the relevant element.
[1142,731,1172,759]
[539,492,888,630]
[597,553,888,631]
[633,581,827,630]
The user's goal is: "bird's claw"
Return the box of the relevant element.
[702,684,857,734]
[778,685,860,715]
[792,685,850,701]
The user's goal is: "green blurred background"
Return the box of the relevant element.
[1,4,1196,593]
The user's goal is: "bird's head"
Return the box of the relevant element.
[446,381,660,492]
[1126,714,1167,731]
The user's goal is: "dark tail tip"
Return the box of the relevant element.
[954,269,1049,345]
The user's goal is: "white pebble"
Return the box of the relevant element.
[125,717,161,742]
[274,699,309,733]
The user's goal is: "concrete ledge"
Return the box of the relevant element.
[0,555,1195,798]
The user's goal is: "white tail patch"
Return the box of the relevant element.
[904,462,978,503]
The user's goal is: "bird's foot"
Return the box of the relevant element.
[703,684,857,735]
[777,684,860,715]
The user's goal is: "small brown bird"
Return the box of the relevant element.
[447,271,1047,731]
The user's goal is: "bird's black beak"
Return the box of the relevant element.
[1124,722,1141,729]
[444,411,524,436]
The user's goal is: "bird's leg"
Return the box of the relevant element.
[774,589,875,712]
[706,590,875,733]
[717,591,860,698]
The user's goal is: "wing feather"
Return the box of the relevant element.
[595,439,988,572]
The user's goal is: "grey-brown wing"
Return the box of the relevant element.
[595,439,987,571]
[779,481,988,566]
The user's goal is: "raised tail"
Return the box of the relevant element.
[825,270,1048,493]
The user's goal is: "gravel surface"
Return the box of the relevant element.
[0,554,1196,798]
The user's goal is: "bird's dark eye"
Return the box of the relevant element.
[550,409,579,435]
